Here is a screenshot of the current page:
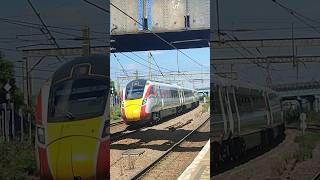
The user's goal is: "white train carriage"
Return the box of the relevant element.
[121,79,199,125]
[211,75,285,168]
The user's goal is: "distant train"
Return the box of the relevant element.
[211,75,285,169]
[35,55,110,179]
[120,79,200,125]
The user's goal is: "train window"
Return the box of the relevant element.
[48,77,108,122]
[125,80,147,100]
[73,64,90,77]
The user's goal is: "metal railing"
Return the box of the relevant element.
[0,103,34,142]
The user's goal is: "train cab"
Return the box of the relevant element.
[35,55,110,179]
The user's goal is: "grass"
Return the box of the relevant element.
[0,139,36,179]
[284,109,300,125]
[294,132,320,162]
[110,105,121,122]
[202,100,210,113]
[306,111,320,124]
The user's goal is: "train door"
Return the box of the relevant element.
[160,86,164,109]
[263,91,273,126]
[178,88,182,105]
[212,86,224,140]
[231,87,241,135]
[225,87,235,136]
[182,89,185,106]
[218,86,228,138]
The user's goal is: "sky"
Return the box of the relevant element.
[110,48,210,90]
[211,0,320,86]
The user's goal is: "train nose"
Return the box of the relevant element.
[125,105,141,121]
[48,136,98,179]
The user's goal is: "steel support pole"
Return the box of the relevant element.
[11,102,15,139]
[4,103,9,142]
[19,109,24,141]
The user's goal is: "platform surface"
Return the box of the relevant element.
[178,140,210,180]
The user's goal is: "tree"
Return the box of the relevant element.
[110,80,118,96]
[0,52,24,108]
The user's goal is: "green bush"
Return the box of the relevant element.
[202,100,210,113]
[294,132,320,162]
[0,140,36,179]
[306,111,320,124]
[111,105,121,122]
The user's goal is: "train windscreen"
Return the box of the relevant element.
[125,79,147,100]
[48,78,108,122]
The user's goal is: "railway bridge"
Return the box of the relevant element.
[271,81,320,112]
[196,87,210,96]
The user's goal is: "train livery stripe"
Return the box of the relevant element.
[96,139,110,179]
[121,108,127,121]
[143,85,153,99]
[38,147,53,179]
[140,85,153,119]
[35,90,42,125]
[140,105,148,119]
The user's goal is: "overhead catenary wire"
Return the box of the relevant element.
[27,0,61,49]
[113,54,129,77]
[118,52,196,83]
[130,52,174,73]
[272,0,320,35]
[27,0,65,64]
[149,52,164,77]
[14,66,54,73]
[128,52,194,82]
[212,26,320,33]
[0,17,111,36]
[119,52,168,73]
[0,18,109,48]
[0,71,48,81]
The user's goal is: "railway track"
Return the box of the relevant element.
[111,127,143,142]
[129,117,209,180]
[110,120,125,127]
[110,105,204,142]
[312,171,320,180]
[286,124,320,132]
[110,120,148,142]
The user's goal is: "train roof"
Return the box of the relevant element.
[127,79,196,91]
[52,54,109,84]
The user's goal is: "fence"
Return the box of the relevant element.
[0,103,34,142]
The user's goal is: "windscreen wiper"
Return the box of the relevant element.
[65,111,75,120]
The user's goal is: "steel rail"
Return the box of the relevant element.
[130,117,209,180]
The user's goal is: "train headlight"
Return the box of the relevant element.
[37,127,45,144]
[142,99,147,105]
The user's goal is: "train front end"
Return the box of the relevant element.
[35,55,110,179]
[121,79,154,125]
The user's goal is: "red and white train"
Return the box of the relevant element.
[120,79,200,125]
